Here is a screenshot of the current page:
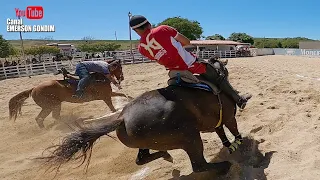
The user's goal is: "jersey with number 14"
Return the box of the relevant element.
[138,25,206,74]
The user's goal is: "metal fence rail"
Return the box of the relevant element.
[0,50,238,80]
[0,57,152,80]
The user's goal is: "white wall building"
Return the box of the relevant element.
[46,43,76,56]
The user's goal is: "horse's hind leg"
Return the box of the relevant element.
[52,103,62,120]
[35,108,52,129]
[183,131,231,174]
[135,149,173,165]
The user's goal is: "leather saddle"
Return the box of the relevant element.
[167,70,220,95]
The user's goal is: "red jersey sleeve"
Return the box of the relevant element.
[159,25,179,38]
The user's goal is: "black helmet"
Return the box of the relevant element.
[129,15,149,29]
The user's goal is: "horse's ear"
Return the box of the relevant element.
[221,59,228,66]
[106,59,113,64]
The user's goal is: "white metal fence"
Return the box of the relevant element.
[0,50,237,80]
[197,50,237,58]
[0,56,152,80]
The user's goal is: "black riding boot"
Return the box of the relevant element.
[200,63,252,109]
[219,77,252,109]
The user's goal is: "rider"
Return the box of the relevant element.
[71,60,122,99]
[129,15,252,109]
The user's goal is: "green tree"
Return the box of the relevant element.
[0,35,11,59]
[229,33,254,45]
[206,34,225,40]
[8,46,20,60]
[25,46,60,61]
[276,41,282,48]
[158,17,203,40]
[281,38,299,48]
[77,42,121,52]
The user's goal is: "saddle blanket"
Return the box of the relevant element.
[167,70,220,95]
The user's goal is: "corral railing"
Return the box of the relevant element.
[0,56,152,80]
[197,50,237,58]
[0,50,238,80]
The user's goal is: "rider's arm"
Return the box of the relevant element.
[174,33,191,47]
[161,25,191,47]
[65,74,79,80]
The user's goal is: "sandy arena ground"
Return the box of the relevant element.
[1,55,320,180]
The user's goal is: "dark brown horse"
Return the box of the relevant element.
[40,59,247,176]
[9,59,129,129]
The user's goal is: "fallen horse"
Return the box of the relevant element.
[40,59,247,175]
[8,59,129,128]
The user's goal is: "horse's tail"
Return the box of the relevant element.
[9,88,34,121]
[39,118,124,173]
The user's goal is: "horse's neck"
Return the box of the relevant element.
[91,73,107,81]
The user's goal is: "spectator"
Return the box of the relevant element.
[4,60,10,67]
[11,61,17,66]
[32,58,37,64]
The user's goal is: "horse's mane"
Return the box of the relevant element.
[106,59,121,66]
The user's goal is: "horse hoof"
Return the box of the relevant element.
[162,152,173,163]
[228,141,241,154]
[135,158,147,165]
[215,161,232,175]
[193,161,231,174]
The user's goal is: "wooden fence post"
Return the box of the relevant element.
[29,64,33,75]
[43,62,46,72]
[2,63,7,79]
[16,65,20,77]
[24,64,29,76]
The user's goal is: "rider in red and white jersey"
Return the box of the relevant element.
[130,15,252,109]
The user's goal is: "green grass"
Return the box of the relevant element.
[8,39,140,50]
[9,37,318,50]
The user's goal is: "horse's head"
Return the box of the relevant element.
[209,56,229,78]
[107,59,124,84]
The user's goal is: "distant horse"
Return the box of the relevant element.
[9,59,129,129]
[41,58,247,175]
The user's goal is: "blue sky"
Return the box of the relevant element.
[0,0,319,40]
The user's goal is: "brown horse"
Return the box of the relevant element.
[40,59,247,176]
[9,59,129,129]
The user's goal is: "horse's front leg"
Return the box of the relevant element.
[111,92,133,100]
[103,97,117,112]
